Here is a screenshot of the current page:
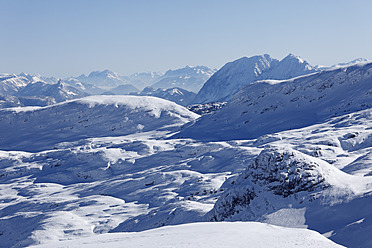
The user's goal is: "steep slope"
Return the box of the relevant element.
[193,54,317,103]
[0,73,32,95]
[0,95,198,152]
[31,222,343,248]
[267,53,315,79]
[151,66,216,93]
[178,62,372,141]
[135,87,196,106]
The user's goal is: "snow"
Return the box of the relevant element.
[1,59,372,247]
[179,61,372,141]
[134,87,196,106]
[193,53,317,103]
[30,222,343,248]
[151,65,216,93]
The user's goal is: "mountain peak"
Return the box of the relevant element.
[282,53,305,63]
[193,53,318,104]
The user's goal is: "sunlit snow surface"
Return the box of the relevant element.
[0,93,371,247]
[30,222,343,248]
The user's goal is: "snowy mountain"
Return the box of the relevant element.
[193,54,317,103]
[103,84,140,95]
[64,78,105,95]
[0,74,88,107]
[134,86,196,106]
[124,71,163,91]
[179,62,372,141]
[0,73,33,95]
[151,66,216,93]
[76,70,132,89]
[17,80,88,103]
[1,58,372,248]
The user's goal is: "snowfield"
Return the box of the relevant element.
[0,60,372,247]
[30,222,343,248]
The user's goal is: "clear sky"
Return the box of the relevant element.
[1,0,372,77]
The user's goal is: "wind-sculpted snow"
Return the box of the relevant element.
[179,62,372,141]
[0,86,372,246]
[209,147,372,247]
[0,95,198,152]
[0,134,261,247]
[31,222,343,248]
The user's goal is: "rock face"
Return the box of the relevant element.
[178,62,372,141]
[193,54,317,104]
[186,101,227,115]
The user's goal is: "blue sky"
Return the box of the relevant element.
[1,0,372,77]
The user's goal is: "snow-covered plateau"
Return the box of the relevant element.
[30,222,343,248]
[0,59,371,248]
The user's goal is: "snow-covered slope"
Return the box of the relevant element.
[208,146,372,247]
[193,54,317,103]
[135,86,196,106]
[31,222,343,248]
[151,66,216,93]
[316,58,371,70]
[179,62,372,141]
[0,104,371,247]
[0,95,198,152]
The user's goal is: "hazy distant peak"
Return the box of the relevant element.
[315,58,371,70]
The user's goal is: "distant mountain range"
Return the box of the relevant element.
[151,66,216,93]
[71,66,215,94]
[0,56,369,109]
